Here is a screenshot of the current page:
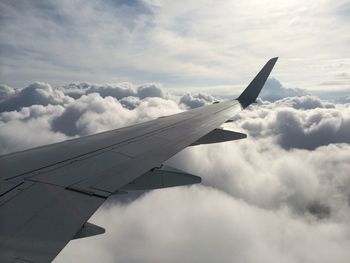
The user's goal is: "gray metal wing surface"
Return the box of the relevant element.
[0,57,278,262]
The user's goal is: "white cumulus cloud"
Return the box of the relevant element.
[0,80,349,263]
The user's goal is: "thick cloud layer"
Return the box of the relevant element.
[168,140,350,219]
[0,82,73,112]
[0,82,179,149]
[179,92,217,109]
[0,80,349,263]
[0,84,15,102]
[233,96,350,150]
[61,82,168,101]
[0,104,66,153]
[57,186,350,263]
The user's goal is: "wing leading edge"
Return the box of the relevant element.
[0,58,278,262]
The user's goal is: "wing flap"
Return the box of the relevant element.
[0,183,104,263]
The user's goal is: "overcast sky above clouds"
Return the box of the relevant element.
[1,1,350,262]
[0,0,349,93]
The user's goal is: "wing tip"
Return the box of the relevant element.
[237,57,278,108]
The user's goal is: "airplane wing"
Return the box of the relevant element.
[0,57,278,262]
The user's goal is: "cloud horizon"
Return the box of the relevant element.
[1,77,349,262]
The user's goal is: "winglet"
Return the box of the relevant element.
[237,57,278,108]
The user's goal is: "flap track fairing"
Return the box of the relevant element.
[73,222,105,240]
[190,128,246,146]
[122,165,201,191]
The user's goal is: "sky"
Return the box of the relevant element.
[1,1,350,263]
[0,0,349,93]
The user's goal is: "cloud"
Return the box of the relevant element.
[260,78,308,102]
[137,83,167,99]
[1,0,349,260]
[179,92,216,109]
[167,141,350,220]
[61,82,168,101]
[0,104,67,153]
[51,93,133,136]
[63,82,137,100]
[0,82,174,139]
[51,84,177,136]
[234,97,350,150]
[119,96,141,110]
[0,82,73,112]
[55,186,350,263]
[0,82,180,147]
[271,95,335,109]
[1,80,350,263]
[336,96,350,104]
[0,84,15,102]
